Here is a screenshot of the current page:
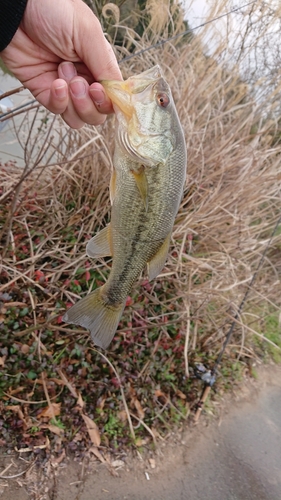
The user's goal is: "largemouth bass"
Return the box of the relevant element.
[63,65,187,349]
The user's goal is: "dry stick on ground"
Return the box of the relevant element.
[57,369,78,399]
[3,388,64,405]
[129,413,159,446]
[0,460,36,479]
[41,372,58,424]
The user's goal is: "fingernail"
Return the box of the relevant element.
[54,84,67,99]
[90,88,105,105]
[70,80,86,98]
[61,62,77,79]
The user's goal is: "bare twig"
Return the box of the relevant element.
[0,460,36,479]
[0,85,25,100]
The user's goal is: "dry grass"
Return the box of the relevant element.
[0,0,281,457]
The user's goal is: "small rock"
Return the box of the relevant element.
[0,293,12,301]
[111,460,125,468]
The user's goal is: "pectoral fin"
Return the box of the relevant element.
[86,224,112,258]
[147,232,171,280]
[132,167,148,211]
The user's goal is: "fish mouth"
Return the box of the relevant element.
[101,80,133,118]
[101,66,163,118]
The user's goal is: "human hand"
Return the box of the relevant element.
[0,0,122,128]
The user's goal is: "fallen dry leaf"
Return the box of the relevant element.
[5,405,30,429]
[5,301,26,307]
[6,404,21,413]
[89,446,106,463]
[0,303,7,315]
[40,424,64,436]
[118,410,128,423]
[76,391,85,410]
[20,344,30,354]
[72,432,83,443]
[37,403,61,419]
[81,414,100,447]
[133,398,145,420]
[151,427,162,439]
[135,437,150,447]
[57,368,78,398]
[49,378,66,386]
[0,356,6,367]
[16,436,50,453]
[154,389,167,402]
[51,449,66,465]
[176,389,186,399]
[96,394,107,411]
[9,387,25,395]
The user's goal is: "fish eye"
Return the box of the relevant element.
[157,93,170,108]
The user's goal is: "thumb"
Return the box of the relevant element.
[73,1,122,82]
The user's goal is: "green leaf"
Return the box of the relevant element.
[27,371,37,380]
[19,307,29,317]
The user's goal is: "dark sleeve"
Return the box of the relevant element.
[0,0,29,52]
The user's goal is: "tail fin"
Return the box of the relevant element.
[63,287,125,349]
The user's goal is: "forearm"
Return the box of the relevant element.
[0,0,28,51]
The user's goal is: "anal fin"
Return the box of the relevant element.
[86,224,112,258]
[147,232,171,280]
